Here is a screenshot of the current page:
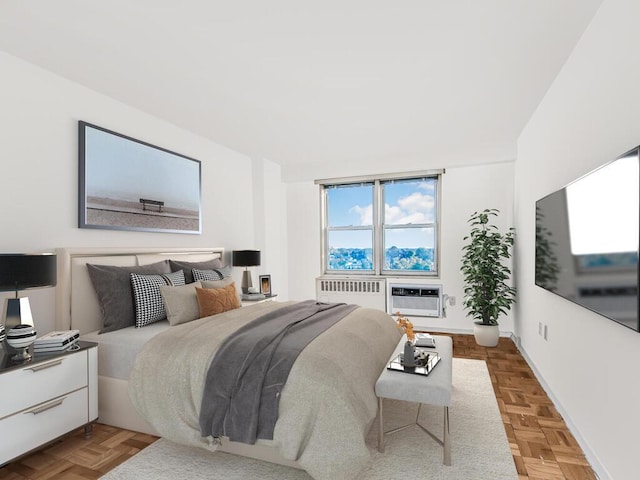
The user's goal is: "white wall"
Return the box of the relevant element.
[434,162,515,332]
[285,161,516,334]
[252,157,288,300]
[286,181,320,302]
[515,1,640,478]
[0,52,284,335]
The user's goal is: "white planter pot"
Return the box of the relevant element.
[473,323,499,347]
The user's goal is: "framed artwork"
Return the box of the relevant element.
[78,121,202,234]
[259,275,272,295]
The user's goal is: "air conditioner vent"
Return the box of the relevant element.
[387,282,442,317]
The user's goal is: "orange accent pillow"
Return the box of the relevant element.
[195,283,241,317]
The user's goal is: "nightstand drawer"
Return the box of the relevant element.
[0,351,88,419]
[0,387,88,466]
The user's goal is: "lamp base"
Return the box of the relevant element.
[3,297,34,329]
[241,269,253,294]
[2,297,34,354]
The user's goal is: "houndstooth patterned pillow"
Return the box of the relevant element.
[216,266,233,278]
[192,268,223,281]
[131,270,186,327]
[192,266,233,281]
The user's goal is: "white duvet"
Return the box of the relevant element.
[128,301,401,480]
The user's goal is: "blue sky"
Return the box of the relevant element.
[327,179,436,249]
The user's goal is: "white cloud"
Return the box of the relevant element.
[350,204,373,225]
[348,189,435,226]
[417,180,435,193]
[386,192,434,224]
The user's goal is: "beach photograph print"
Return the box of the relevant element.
[79,122,201,234]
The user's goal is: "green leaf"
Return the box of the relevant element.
[460,208,516,326]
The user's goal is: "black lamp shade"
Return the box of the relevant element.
[232,250,261,267]
[0,253,57,292]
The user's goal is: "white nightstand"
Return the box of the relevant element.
[0,341,98,466]
[241,293,278,307]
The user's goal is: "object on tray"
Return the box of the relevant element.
[415,333,436,348]
[388,347,441,376]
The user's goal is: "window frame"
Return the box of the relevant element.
[317,170,443,277]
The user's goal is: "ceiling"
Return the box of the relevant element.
[0,1,603,181]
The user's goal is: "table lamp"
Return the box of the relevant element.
[0,253,57,353]
[232,250,260,294]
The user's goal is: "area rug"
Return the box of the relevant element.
[101,358,517,479]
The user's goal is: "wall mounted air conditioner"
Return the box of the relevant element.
[387,282,442,317]
[316,277,386,311]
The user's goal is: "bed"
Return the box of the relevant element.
[55,247,401,479]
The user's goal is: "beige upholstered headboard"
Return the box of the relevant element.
[55,247,225,334]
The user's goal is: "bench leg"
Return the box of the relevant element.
[378,399,452,466]
[378,397,384,453]
[443,406,451,466]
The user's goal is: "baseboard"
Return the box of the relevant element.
[509,333,609,480]
[415,325,513,337]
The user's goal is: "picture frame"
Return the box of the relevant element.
[78,121,202,234]
[259,275,272,295]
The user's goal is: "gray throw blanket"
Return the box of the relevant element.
[199,300,357,444]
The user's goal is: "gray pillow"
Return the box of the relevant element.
[87,260,171,333]
[160,281,203,326]
[201,277,235,289]
[169,258,223,283]
[161,278,236,326]
[214,265,233,278]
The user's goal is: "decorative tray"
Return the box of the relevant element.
[387,348,441,376]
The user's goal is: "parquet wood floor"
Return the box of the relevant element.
[0,424,157,480]
[0,334,597,479]
[448,333,597,480]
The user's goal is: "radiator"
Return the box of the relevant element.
[315,277,386,310]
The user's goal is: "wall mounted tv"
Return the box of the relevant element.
[535,146,639,331]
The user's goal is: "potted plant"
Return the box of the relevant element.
[461,209,516,347]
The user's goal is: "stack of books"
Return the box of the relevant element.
[33,330,80,354]
[415,333,436,348]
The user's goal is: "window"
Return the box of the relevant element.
[318,171,441,276]
[325,183,374,271]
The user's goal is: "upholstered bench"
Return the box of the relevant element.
[375,334,453,465]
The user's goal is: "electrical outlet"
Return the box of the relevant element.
[449,296,456,306]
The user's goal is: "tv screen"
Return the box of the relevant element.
[535,147,639,331]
